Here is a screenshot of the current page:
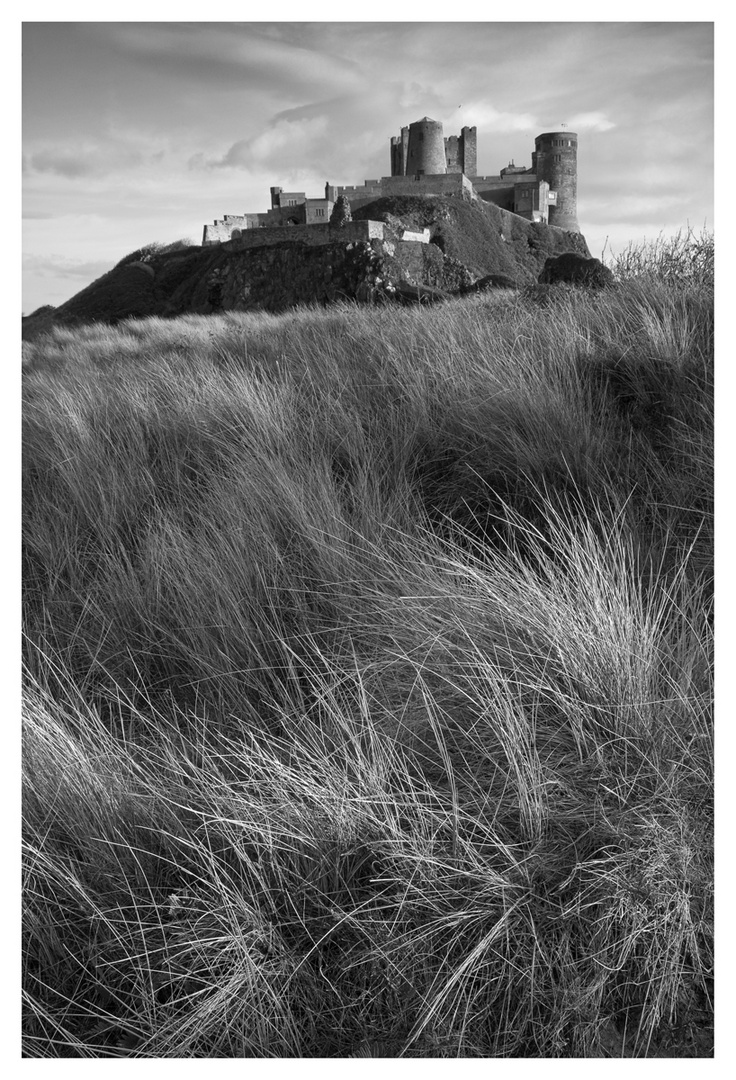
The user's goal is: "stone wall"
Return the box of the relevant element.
[224,220,385,251]
[471,180,516,212]
[379,173,475,199]
[177,234,483,317]
[325,173,475,214]
[202,221,239,245]
[187,240,392,314]
[203,213,265,245]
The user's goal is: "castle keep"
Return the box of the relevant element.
[202,116,579,245]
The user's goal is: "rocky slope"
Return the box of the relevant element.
[23,196,590,339]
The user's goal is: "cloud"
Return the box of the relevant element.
[567,112,616,133]
[22,253,115,281]
[27,143,145,179]
[198,115,332,176]
[445,102,539,134]
[100,23,362,100]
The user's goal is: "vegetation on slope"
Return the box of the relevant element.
[354,193,590,282]
[22,234,713,1057]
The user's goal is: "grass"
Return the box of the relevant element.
[22,234,713,1057]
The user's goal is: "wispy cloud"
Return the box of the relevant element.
[203,115,330,173]
[443,102,540,133]
[24,128,174,180]
[567,112,616,133]
[101,22,363,99]
[22,252,114,281]
[27,145,144,179]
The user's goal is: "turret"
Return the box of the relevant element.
[532,131,579,231]
[405,117,447,176]
[390,126,410,176]
[459,126,477,177]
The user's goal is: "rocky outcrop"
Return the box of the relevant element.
[353,195,590,283]
[539,252,615,288]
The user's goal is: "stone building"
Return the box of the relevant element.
[202,116,579,245]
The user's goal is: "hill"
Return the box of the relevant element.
[352,194,589,281]
[22,196,590,340]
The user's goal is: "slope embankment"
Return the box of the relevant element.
[22,196,590,339]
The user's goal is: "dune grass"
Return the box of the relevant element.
[22,242,713,1057]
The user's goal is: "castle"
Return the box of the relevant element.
[202,116,579,245]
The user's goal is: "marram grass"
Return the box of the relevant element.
[23,250,713,1057]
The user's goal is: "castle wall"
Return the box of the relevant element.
[224,220,385,251]
[204,216,262,244]
[203,221,235,245]
[329,181,383,200]
[471,173,544,214]
[513,180,550,224]
[274,190,307,207]
[328,172,474,212]
[305,199,333,225]
[471,179,516,212]
[380,173,474,199]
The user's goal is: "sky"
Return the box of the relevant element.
[21,15,714,313]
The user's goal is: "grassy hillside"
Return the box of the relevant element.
[22,234,713,1057]
[353,194,590,281]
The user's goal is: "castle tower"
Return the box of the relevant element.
[405,117,447,176]
[390,126,410,176]
[532,131,579,232]
[444,134,461,171]
[459,126,477,177]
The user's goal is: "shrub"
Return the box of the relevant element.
[603,226,714,287]
[330,195,352,228]
[116,239,197,268]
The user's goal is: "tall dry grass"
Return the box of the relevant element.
[22,248,713,1056]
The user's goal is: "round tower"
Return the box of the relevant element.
[405,117,446,177]
[533,131,579,232]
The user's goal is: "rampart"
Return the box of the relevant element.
[224,220,385,250]
[330,172,475,209]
